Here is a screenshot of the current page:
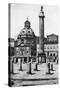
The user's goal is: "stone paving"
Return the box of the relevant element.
[11,62,58,80]
[10,62,58,86]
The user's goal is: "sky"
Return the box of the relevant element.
[10,3,59,39]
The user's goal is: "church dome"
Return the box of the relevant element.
[24,18,31,29]
[20,28,35,36]
[17,18,35,39]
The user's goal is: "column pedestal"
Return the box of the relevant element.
[46,63,54,75]
[19,58,23,71]
[27,57,35,75]
[50,63,55,71]
[34,57,40,71]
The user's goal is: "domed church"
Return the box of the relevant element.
[15,18,36,62]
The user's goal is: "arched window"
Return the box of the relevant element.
[22,30,26,34]
[21,39,24,41]
[28,31,30,34]
[53,53,55,56]
[50,47,52,49]
[50,53,52,56]
[47,47,49,49]
[47,52,49,56]
[21,39,24,44]
[53,46,55,49]
[23,30,25,33]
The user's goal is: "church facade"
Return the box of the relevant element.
[14,18,36,63]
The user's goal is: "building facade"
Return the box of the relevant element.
[14,18,36,63]
[37,34,59,63]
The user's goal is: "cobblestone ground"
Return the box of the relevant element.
[11,62,58,86]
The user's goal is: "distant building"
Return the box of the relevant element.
[37,34,59,63]
[44,34,58,57]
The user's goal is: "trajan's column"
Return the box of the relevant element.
[39,6,46,60]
